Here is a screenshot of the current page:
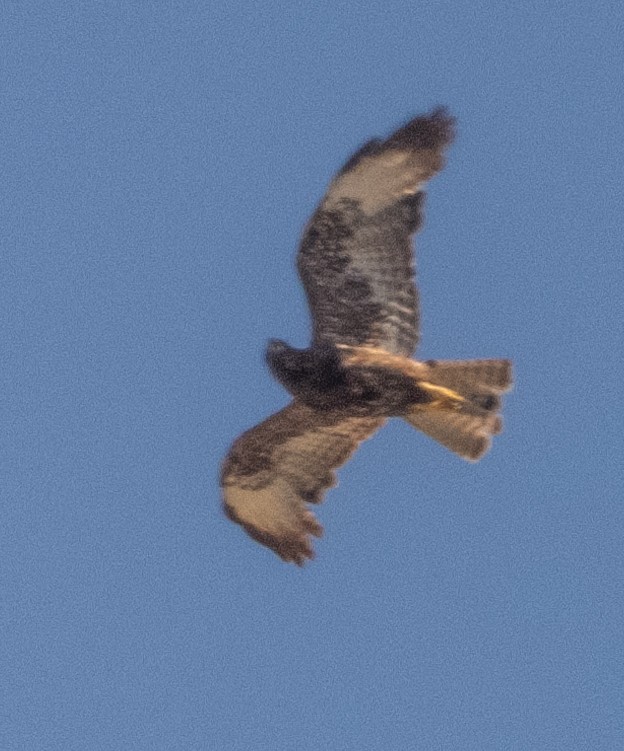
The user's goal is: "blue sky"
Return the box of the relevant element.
[2,2,623,749]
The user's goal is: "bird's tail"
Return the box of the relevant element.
[403,359,512,461]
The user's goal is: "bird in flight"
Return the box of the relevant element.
[221,108,512,565]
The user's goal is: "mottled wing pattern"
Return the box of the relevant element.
[297,108,455,357]
[221,402,384,564]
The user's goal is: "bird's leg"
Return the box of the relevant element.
[416,381,465,411]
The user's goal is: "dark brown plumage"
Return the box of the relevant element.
[220,109,512,564]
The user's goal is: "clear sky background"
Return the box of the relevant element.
[2,2,623,749]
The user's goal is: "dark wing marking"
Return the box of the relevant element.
[297,108,454,357]
[221,402,384,564]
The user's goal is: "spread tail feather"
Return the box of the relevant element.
[421,358,512,394]
[403,359,512,461]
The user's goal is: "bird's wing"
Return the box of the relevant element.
[221,402,384,564]
[297,108,454,357]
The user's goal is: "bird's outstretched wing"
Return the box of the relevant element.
[297,108,455,357]
[221,402,384,564]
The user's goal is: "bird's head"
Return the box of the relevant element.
[265,340,311,385]
[266,338,290,357]
[265,339,345,399]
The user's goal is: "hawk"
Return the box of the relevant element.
[221,109,512,564]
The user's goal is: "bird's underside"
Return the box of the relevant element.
[220,108,513,565]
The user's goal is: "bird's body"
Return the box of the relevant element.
[266,340,432,416]
[221,109,512,564]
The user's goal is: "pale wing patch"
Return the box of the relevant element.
[323,148,440,215]
[223,478,323,565]
[322,109,454,216]
[221,403,384,564]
